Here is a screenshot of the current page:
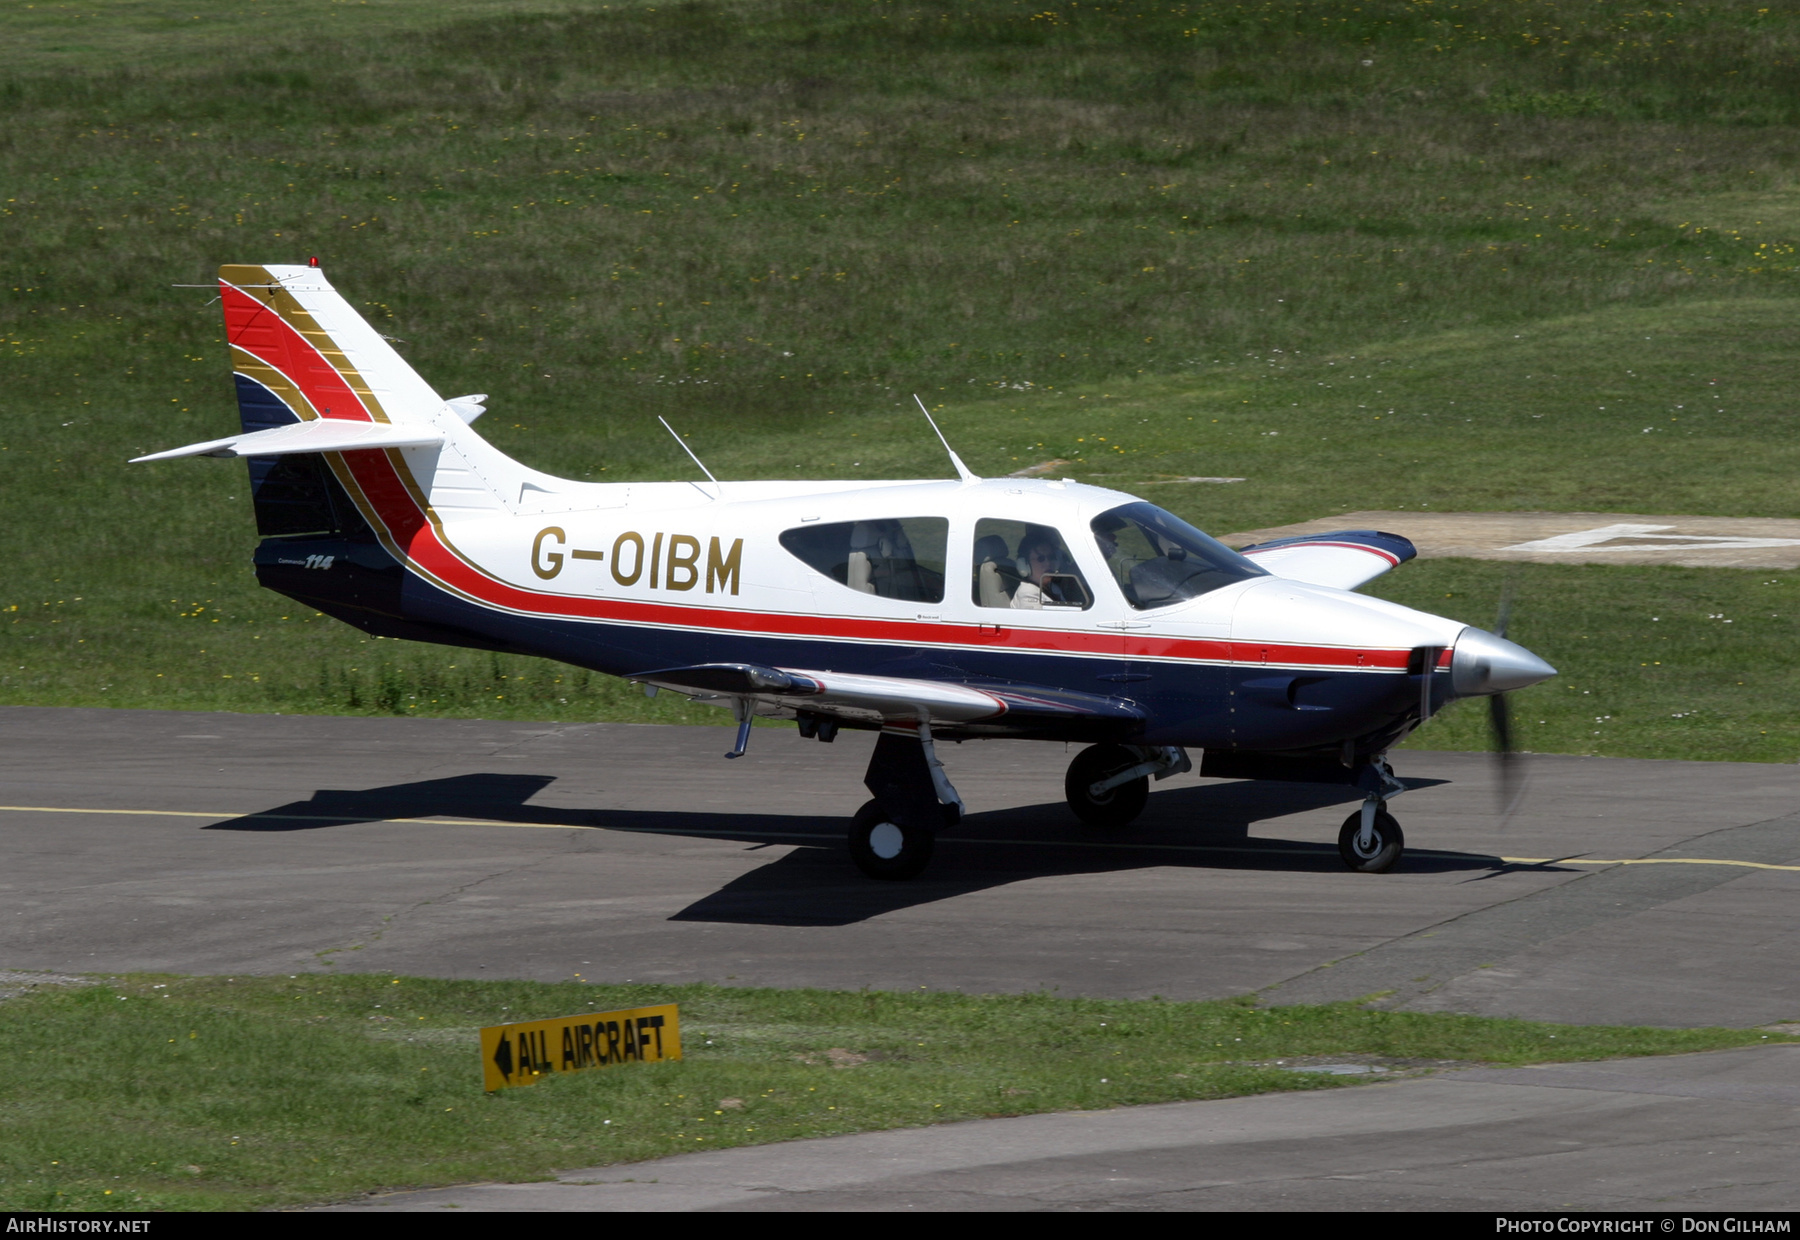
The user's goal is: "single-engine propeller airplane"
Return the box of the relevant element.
[137,263,1556,879]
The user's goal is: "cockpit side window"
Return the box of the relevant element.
[1092,502,1267,610]
[972,518,1092,611]
[779,517,948,603]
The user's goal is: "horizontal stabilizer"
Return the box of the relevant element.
[1237,529,1416,590]
[132,418,444,463]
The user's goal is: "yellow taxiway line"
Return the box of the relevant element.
[4,804,1797,871]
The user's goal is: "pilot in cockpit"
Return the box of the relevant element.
[1011,525,1075,609]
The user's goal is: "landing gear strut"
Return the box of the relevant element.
[1337,755,1407,873]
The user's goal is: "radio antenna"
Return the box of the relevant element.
[912,394,979,483]
[658,416,723,499]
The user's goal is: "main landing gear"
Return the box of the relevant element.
[848,800,936,880]
[845,733,1408,878]
[1063,743,1191,830]
[849,725,963,881]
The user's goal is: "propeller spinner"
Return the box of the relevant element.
[1448,623,1556,815]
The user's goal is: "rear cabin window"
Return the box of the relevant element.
[779,517,948,603]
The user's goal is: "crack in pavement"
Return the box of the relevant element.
[310,825,595,967]
[305,724,610,965]
[1258,811,1800,1011]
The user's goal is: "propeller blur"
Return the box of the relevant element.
[136,264,1557,878]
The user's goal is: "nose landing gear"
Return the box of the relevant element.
[1335,755,1408,872]
[1338,801,1405,873]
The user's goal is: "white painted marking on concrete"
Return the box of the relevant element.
[1504,522,1800,554]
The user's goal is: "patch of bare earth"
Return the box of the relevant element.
[0,971,97,1001]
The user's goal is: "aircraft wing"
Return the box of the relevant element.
[131,417,445,462]
[1236,529,1416,590]
[630,663,1144,737]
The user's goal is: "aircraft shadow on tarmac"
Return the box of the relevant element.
[201,771,1531,927]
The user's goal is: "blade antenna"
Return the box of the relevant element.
[913,394,979,483]
[658,416,723,499]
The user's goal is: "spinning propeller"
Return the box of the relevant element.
[1445,587,1554,818]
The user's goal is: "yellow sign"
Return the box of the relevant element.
[479,1003,680,1092]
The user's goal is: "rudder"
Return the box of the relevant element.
[219,262,444,430]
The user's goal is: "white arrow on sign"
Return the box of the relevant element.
[1504,523,1800,554]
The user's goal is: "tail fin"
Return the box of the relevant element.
[218,262,446,430]
[137,262,547,537]
[217,263,453,541]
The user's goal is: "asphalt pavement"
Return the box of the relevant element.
[4,705,1795,1027]
[4,705,1797,1212]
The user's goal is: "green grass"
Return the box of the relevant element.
[1,972,1786,1211]
[1371,560,1800,763]
[3,0,1799,755]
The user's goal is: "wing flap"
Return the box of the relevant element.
[1236,529,1416,590]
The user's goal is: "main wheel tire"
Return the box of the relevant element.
[1337,807,1405,873]
[848,799,936,880]
[1065,743,1149,830]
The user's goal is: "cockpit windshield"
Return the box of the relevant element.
[1091,502,1267,610]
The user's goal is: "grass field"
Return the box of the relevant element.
[1,972,1787,1211]
[4,0,1800,759]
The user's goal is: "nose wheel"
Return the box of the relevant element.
[1338,804,1404,873]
